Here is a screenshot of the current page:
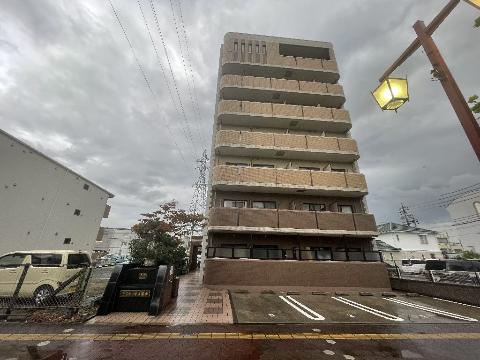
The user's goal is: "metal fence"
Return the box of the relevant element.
[206,247,383,262]
[0,264,92,317]
[387,267,480,287]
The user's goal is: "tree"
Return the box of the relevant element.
[468,95,480,119]
[460,250,480,260]
[130,200,206,273]
[475,16,480,28]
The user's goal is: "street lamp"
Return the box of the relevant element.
[372,77,409,111]
[373,0,480,161]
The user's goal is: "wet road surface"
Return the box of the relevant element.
[0,322,479,359]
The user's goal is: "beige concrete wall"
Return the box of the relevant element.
[204,259,391,289]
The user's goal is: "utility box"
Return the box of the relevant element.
[97,264,175,316]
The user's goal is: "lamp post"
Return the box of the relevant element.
[373,0,480,161]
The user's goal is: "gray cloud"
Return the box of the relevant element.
[0,0,479,229]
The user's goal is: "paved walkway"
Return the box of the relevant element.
[91,270,233,325]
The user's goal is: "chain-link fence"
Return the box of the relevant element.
[0,264,92,317]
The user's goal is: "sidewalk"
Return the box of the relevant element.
[90,270,233,325]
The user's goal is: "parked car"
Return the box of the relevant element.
[0,250,91,305]
[424,259,480,283]
[400,259,429,274]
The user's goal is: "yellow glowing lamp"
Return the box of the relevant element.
[464,0,480,10]
[372,77,409,111]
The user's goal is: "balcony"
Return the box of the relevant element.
[207,207,377,236]
[221,51,340,83]
[212,165,368,197]
[220,75,345,108]
[217,100,351,132]
[215,130,359,162]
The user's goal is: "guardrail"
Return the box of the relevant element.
[0,264,92,318]
[206,247,383,262]
[387,267,480,287]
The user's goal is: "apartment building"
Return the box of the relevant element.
[0,128,113,255]
[202,33,386,289]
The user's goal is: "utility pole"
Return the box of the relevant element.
[399,203,419,227]
[189,149,209,235]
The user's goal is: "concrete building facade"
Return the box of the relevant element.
[94,227,135,257]
[203,33,381,287]
[446,191,480,253]
[0,129,113,255]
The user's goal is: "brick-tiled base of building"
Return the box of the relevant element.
[90,271,233,325]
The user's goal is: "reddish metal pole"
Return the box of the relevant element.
[413,20,480,161]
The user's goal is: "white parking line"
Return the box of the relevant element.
[278,295,325,320]
[332,296,404,322]
[385,298,478,322]
[433,297,480,309]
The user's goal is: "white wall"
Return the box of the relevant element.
[376,232,442,253]
[447,192,480,253]
[0,131,111,255]
[97,228,135,257]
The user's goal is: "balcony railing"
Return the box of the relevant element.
[221,51,340,83]
[206,246,383,262]
[217,100,351,132]
[212,165,367,196]
[208,208,377,235]
[215,130,358,162]
[220,75,345,108]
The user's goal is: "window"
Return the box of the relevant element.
[255,44,259,53]
[233,42,238,51]
[67,254,90,268]
[262,44,266,54]
[339,205,353,213]
[252,163,274,168]
[241,43,245,53]
[419,234,428,244]
[474,201,480,215]
[302,203,326,212]
[225,162,248,167]
[83,184,89,190]
[63,238,72,245]
[299,166,321,171]
[0,254,26,267]
[74,209,81,216]
[223,200,247,208]
[248,43,252,53]
[252,201,276,209]
[31,254,62,266]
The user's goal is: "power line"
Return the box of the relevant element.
[438,182,480,199]
[136,0,195,156]
[174,0,207,146]
[108,0,187,164]
[148,0,199,156]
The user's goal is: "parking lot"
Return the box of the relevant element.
[230,291,480,324]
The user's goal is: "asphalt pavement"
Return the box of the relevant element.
[0,322,479,359]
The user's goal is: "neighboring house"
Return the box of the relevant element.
[0,129,114,255]
[446,190,480,253]
[375,222,444,264]
[94,227,135,257]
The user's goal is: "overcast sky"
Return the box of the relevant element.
[1,0,479,229]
